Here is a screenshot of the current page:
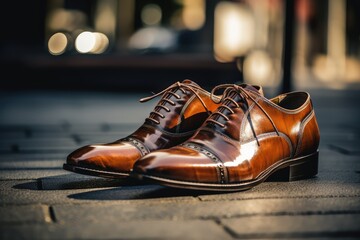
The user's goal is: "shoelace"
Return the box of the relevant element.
[140,81,211,124]
[206,84,279,146]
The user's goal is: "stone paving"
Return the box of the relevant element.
[0,87,359,240]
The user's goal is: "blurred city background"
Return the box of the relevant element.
[1,0,360,92]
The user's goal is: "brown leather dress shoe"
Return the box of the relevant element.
[132,84,320,191]
[63,79,223,178]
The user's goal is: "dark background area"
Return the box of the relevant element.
[0,0,359,93]
[0,1,242,92]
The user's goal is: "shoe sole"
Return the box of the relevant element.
[131,151,319,192]
[63,163,129,179]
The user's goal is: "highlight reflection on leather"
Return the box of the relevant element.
[133,84,320,191]
[64,79,222,177]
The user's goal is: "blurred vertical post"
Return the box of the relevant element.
[117,0,135,51]
[281,0,295,93]
[327,0,346,82]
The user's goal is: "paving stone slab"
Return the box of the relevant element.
[0,219,231,240]
[0,124,65,131]
[319,131,359,141]
[318,152,360,171]
[76,132,132,138]
[2,174,359,205]
[0,131,27,139]
[0,149,75,154]
[0,136,75,142]
[65,184,199,202]
[315,107,360,123]
[319,149,359,158]
[52,197,360,222]
[0,180,110,205]
[318,159,360,172]
[0,153,68,161]
[76,136,132,145]
[0,160,64,169]
[38,174,140,190]
[221,214,360,238]
[0,181,195,205]
[0,169,72,180]
[0,204,51,224]
[0,139,77,148]
[327,142,360,155]
[26,129,132,140]
[316,170,360,182]
[198,180,360,201]
[0,140,78,153]
[0,92,152,125]
[0,146,78,154]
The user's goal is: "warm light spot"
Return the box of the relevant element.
[95,0,116,34]
[312,55,337,83]
[225,141,257,167]
[48,9,87,32]
[312,55,360,87]
[128,27,176,50]
[141,4,162,26]
[214,2,255,62]
[90,32,109,54]
[75,31,109,54]
[75,31,95,53]
[182,0,205,30]
[243,50,274,85]
[48,32,68,55]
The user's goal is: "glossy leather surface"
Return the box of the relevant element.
[133,85,320,189]
[65,79,222,176]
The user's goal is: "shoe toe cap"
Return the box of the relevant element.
[66,142,142,173]
[133,146,220,183]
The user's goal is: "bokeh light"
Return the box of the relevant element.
[182,0,205,30]
[214,2,255,62]
[243,50,275,86]
[141,4,162,26]
[48,32,68,55]
[75,31,109,54]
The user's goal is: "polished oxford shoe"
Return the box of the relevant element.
[132,84,320,191]
[63,79,224,178]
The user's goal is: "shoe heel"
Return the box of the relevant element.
[269,151,319,182]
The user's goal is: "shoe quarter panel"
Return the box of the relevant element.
[250,98,313,155]
[240,101,278,143]
[225,134,292,182]
[294,109,320,157]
